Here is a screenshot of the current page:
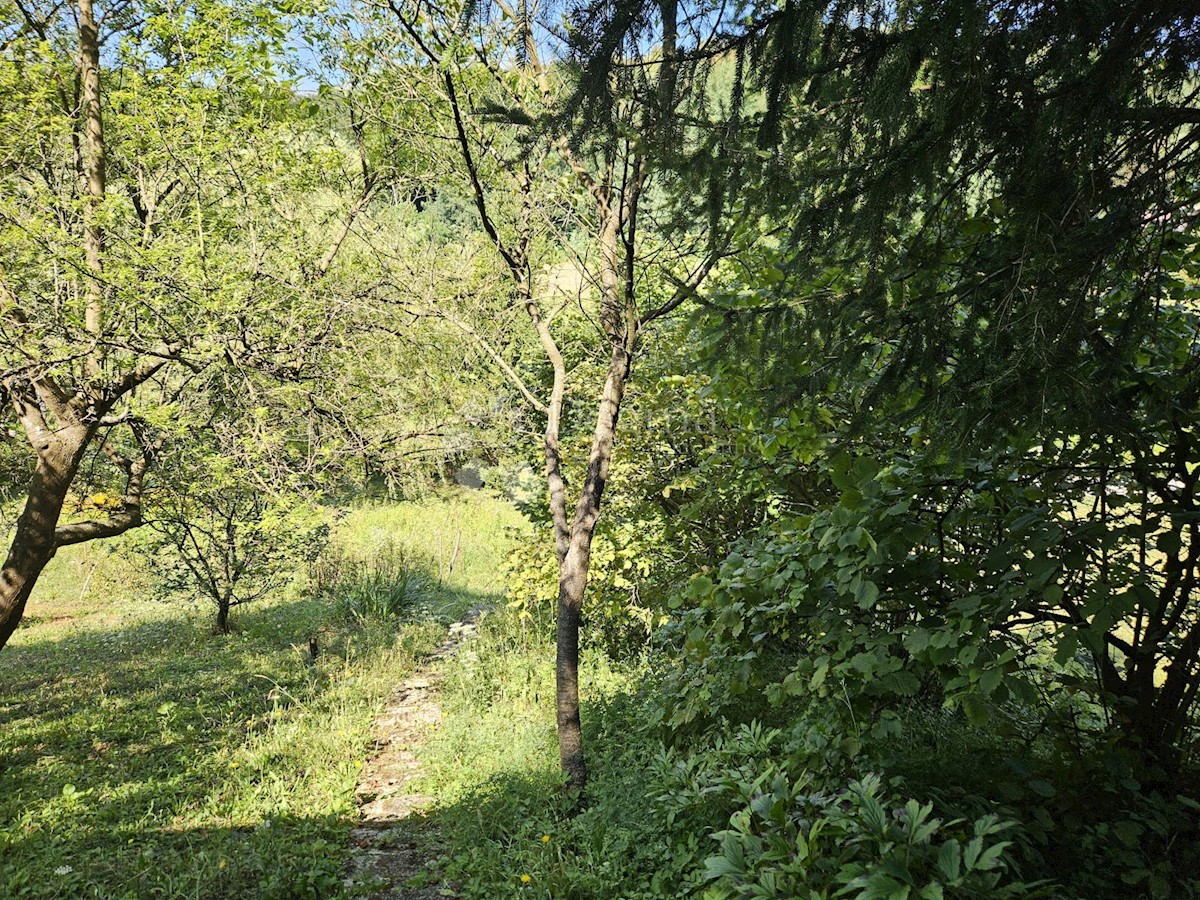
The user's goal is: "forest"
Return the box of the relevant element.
[1,0,1199,897]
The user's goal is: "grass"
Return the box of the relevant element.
[409,607,675,899]
[0,489,523,899]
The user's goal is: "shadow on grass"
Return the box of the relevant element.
[376,683,689,900]
[367,761,687,900]
[0,586,499,899]
[2,811,357,899]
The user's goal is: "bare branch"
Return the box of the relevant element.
[436,306,548,414]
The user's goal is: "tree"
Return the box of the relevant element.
[0,0,370,650]
[340,0,733,789]
[557,0,1200,772]
[142,441,330,634]
[567,0,1200,427]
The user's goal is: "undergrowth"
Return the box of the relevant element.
[418,606,1200,899]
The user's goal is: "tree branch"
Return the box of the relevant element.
[436,306,548,414]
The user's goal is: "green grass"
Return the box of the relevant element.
[335,491,529,621]
[0,489,523,899]
[410,608,672,899]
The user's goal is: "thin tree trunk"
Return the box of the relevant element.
[78,0,105,347]
[556,336,634,791]
[553,169,641,791]
[541,317,569,565]
[1125,617,1200,775]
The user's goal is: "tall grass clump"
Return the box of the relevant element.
[311,540,440,626]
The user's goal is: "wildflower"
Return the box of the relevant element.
[520,874,531,884]
[54,866,73,876]
[541,835,550,844]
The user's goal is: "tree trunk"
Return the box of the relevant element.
[0,9,164,652]
[0,429,92,649]
[1122,621,1200,776]
[78,0,106,345]
[216,598,231,635]
[0,0,111,651]
[556,337,634,792]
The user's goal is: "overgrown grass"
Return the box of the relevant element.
[313,540,442,625]
[334,491,528,622]
[411,607,682,899]
[0,489,522,899]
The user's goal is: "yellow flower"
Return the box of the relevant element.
[520,874,531,884]
[541,834,550,843]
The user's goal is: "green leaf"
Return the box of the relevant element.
[937,840,961,882]
[904,629,931,655]
[856,580,880,609]
[962,693,990,725]
[961,215,996,236]
[884,671,921,696]
[963,836,983,871]
[1027,779,1056,798]
[1054,629,1079,665]
[811,661,830,690]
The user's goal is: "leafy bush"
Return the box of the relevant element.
[703,771,1031,899]
[644,719,1035,900]
[420,607,1046,899]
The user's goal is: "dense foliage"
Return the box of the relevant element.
[2,0,1200,896]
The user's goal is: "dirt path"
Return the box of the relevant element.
[345,615,479,898]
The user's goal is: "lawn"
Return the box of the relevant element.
[0,489,524,899]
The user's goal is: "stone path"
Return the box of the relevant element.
[345,615,480,898]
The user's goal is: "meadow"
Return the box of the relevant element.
[0,491,525,899]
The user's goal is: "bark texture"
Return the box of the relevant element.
[78,0,106,344]
[555,338,634,789]
[0,428,91,648]
[0,7,160,649]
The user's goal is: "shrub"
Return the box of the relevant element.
[141,468,330,634]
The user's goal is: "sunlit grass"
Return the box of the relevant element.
[336,490,530,619]
[0,489,522,899]
[413,607,649,898]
